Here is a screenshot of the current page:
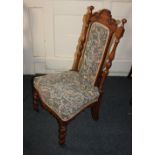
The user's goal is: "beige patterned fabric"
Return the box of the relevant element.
[34,71,99,121]
[34,22,109,121]
[79,22,109,87]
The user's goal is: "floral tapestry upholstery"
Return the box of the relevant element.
[79,22,109,87]
[34,71,99,121]
[33,22,109,121]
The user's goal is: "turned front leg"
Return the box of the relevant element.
[33,90,39,112]
[59,122,67,145]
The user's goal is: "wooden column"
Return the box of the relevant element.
[59,122,67,145]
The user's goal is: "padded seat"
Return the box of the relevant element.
[34,71,99,121]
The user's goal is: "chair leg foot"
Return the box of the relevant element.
[59,122,67,145]
[91,102,100,121]
[33,90,39,112]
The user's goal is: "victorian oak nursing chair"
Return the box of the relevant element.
[33,6,127,145]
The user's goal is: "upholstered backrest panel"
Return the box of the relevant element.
[79,22,109,87]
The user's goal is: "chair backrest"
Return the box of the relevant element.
[79,22,110,87]
[72,6,127,90]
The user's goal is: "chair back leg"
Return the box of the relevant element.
[91,101,101,121]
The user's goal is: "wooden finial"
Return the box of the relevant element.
[88,6,94,12]
[122,18,127,26]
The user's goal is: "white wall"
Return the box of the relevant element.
[23,0,132,76]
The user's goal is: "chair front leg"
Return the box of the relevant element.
[59,121,68,145]
[33,89,39,112]
[91,101,101,121]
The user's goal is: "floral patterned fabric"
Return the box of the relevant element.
[34,22,109,121]
[79,22,109,87]
[34,71,99,121]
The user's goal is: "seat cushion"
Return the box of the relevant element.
[34,71,99,121]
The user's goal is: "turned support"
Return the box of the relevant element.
[91,101,101,121]
[33,90,39,112]
[59,122,67,145]
[72,6,94,71]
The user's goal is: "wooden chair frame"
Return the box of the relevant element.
[33,6,127,145]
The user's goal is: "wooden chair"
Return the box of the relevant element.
[33,6,127,145]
